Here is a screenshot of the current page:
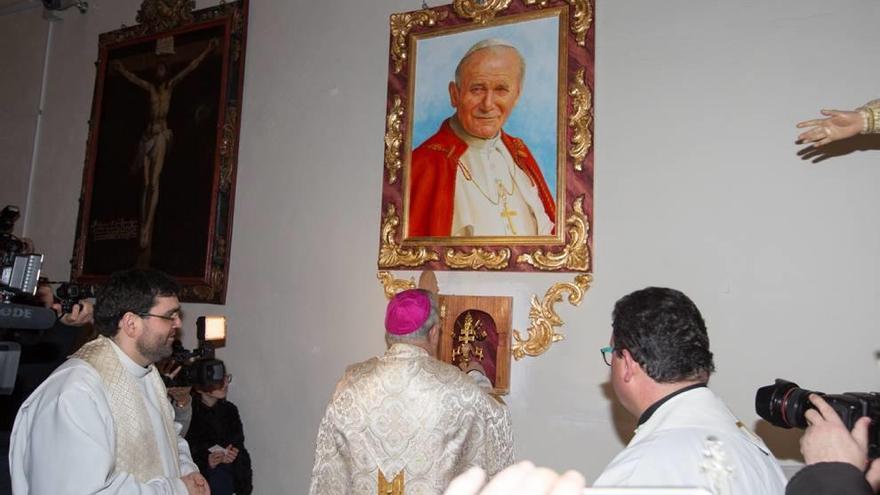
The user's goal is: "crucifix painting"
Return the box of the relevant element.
[111,37,219,254]
[72,1,249,303]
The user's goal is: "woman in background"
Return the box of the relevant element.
[186,371,253,495]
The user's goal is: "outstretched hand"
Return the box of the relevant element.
[443,462,585,495]
[797,108,863,147]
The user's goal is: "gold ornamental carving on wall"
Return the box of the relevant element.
[384,95,405,184]
[517,195,590,271]
[566,0,592,46]
[377,1,595,362]
[445,248,511,270]
[378,204,439,268]
[512,272,592,359]
[568,68,592,172]
[136,0,195,33]
[377,271,416,300]
[390,9,447,74]
[524,0,592,45]
[453,0,512,24]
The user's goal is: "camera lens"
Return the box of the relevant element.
[756,379,819,429]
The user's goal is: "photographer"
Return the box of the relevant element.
[1,279,95,494]
[787,394,880,495]
[0,280,95,429]
[159,358,194,435]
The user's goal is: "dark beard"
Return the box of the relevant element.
[136,338,173,365]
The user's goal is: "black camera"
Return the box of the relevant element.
[163,316,227,388]
[55,282,96,314]
[756,378,880,458]
[0,206,42,298]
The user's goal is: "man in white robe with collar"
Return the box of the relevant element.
[309,289,514,494]
[9,268,208,494]
[594,287,786,494]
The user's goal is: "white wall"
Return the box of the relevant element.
[0,6,47,230]
[2,0,879,491]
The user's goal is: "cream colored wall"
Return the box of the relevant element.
[2,0,879,492]
[0,7,47,229]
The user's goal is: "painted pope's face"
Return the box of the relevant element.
[448,47,522,140]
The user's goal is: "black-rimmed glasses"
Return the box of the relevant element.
[600,345,616,366]
[138,311,182,322]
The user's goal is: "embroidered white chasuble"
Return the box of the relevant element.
[309,343,514,495]
[10,336,198,494]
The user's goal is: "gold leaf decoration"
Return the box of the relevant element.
[444,247,511,270]
[568,67,592,172]
[389,9,446,74]
[523,0,550,6]
[377,271,416,300]
[384,95,404,184]
[517,196,590,271]
[219,106,237,192]
[512,273,592,360]
[568,0,593,46]
[378,203,439,268]
[453,0,512,24]
[136,0,195,33]
[378,469,405,495]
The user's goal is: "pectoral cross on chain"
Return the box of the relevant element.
[497,180,518,235]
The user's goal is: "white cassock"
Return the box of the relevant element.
[10,336,198,494]
[449,119,554,237]
[309,343,514,495]
[594,387,787,495]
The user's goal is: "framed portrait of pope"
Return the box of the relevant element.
[378,0,594,273]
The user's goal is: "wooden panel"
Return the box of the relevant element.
[439,294,511,395]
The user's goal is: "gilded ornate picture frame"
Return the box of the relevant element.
[71,0,248,303]
[378,0,594,273]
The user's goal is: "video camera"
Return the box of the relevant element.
[0,205,57,333]
[164,315,227,388]
[756,378,880,458]
[54,282,96,314]
[1,205,43,299]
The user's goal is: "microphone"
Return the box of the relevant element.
[0,303,57,330]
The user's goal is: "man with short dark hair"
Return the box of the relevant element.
[309,289,513,494]
[10,268,209,494]
[594,287,786,494]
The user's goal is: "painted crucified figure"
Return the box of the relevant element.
[111,37,219,249]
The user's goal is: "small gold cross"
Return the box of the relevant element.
[497,181,518,235]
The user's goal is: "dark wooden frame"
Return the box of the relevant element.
[71,0,248,303]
